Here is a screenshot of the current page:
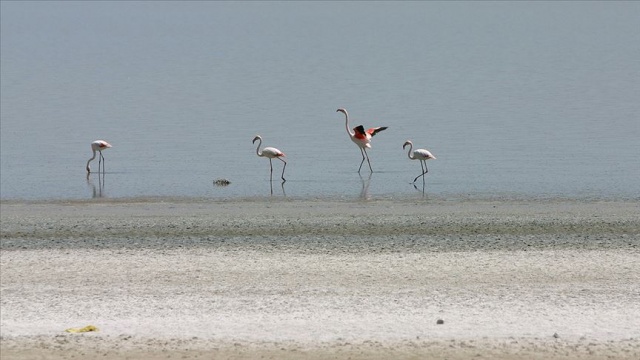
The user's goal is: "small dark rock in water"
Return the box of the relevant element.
[214,178,231,186]
[436,319,444,325]
[553,332,560,338]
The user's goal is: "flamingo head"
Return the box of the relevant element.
[252,135,262,144]
[403,140,412,149]
[336,108,347,115]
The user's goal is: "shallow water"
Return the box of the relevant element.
[1,2,639,200]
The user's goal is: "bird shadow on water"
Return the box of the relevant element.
[413,181,427,198]
[359,173,372,200]
[411,177,438,199]
[270,179,286,197]
[86,172,107,198]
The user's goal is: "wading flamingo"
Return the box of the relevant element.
[403,140,436,183]
[86,140,112,174]
[253,135,287,181]
[336,108,388,173]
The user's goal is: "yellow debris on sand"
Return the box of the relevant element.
[65,325,99,333]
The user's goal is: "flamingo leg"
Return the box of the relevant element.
[357,148,366,173]
[269,158,273,180]
[99,167,105,196]
[98,152,104,173]
[413,161,429,183]
[413,161,423,183]
[278,157,287,182]
[364,148,373,173]
[422,161,427,184]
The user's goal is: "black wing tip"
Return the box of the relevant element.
[372,126,388,136]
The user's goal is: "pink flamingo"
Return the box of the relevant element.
[253,135,287,181]
[86,140,112,174]
[403,140,436,183]
[336,108,388,173]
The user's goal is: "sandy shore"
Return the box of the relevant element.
[1,198,639,359]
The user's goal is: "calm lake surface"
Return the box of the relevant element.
[2,2,639,201]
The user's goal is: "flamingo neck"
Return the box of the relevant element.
[405,143,415,159]
[86,149,97,172]
[343,111,354,137]
[255,138,263,157]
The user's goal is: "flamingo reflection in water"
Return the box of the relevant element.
[359,173,372,200]
[86,171,106,198]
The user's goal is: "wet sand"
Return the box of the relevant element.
[1,198,639,359]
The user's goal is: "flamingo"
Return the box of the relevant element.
[403,140,436,183]
[86,140,112,174]
[336,108,388,173]
[252,135,287,181]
